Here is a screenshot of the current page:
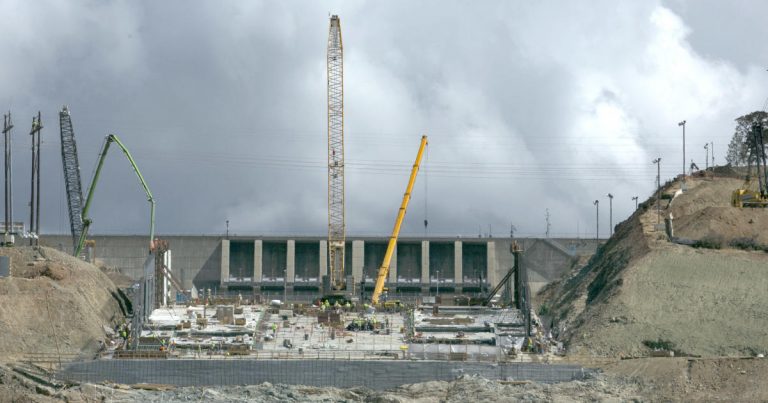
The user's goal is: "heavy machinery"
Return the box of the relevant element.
[74,134,155,257]
[371,135,428,305]
[732,122,768,208]
[58,106,86,254]
[326,14,346,292]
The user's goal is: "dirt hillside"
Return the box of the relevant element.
[0,246,127,363]
[541,174,768,358]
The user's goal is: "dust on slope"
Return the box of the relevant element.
[0,246,126,363]
[542,175,768,358]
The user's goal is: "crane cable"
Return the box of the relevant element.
[424,141,429,237]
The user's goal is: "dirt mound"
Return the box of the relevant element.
[542,175,768,358]
[0,246,126,363]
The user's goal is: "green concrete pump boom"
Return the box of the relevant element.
[75,134,154,258]
[371,135,428,305]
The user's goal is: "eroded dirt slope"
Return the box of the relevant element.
[542,175,768,357]
[0,246,126,363]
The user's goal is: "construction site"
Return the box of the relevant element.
[2,10,768,403]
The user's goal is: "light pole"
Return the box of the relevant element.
[632,196,638,210]
[704,143,709,171]
[226,220,229,239]
[679,120,686,190]
[653,158,662,224]
[283,269,287,304]
[593,200,599,242]
[607,193,613,237]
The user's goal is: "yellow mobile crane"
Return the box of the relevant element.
[371,135,428,305]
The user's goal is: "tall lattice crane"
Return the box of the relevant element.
[58,106,85,255]
[327,15,346,291]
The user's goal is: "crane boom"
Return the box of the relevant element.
[74,134,155,257]
[327,15,346,290]
[371,135,428,305]
[58,106,85,254]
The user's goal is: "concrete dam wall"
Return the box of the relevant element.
[41,235,597,296]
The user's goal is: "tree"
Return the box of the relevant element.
[726,111,768,166]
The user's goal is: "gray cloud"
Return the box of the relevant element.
[1,0,766,240]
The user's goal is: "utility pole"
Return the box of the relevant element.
[3,112,13,242]
[704,143,709,171]
[545,209,551,238]
[607,193,613,237]
[29,112,42,245]
[34,112,41,245]
[593,200,599,243]
[679,120,686,191]
[653,158,662,224]
[632,196,638,210]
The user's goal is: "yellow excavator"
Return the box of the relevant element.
[371,135,428,305]
[731,176,768,207]
[732,123,768,208]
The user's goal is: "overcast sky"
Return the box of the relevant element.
[1,0,767,239]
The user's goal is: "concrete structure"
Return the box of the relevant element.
[41,235,598,298]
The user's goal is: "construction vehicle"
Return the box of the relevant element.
[732,176,768,207]
[74,134,155,257]
[732,122,768,208]
[371,135,428,305]
[58,106,86,255]
[326,15,347,293]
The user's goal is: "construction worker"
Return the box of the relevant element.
[271,322,278,336]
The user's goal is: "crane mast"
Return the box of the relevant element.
[327,15,346,291]
[58,106,85,254]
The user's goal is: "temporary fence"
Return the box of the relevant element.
[58,359,592,389]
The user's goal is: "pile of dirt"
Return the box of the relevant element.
[0,246,126,363]
[541,175,768,358]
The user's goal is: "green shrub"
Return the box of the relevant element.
[643,339,675,351]
[538,304,549,316]
[729,237,766,251]
[693,235,723,249]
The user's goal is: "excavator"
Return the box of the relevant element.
[371,135,428,306]
[732,123,768,208]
